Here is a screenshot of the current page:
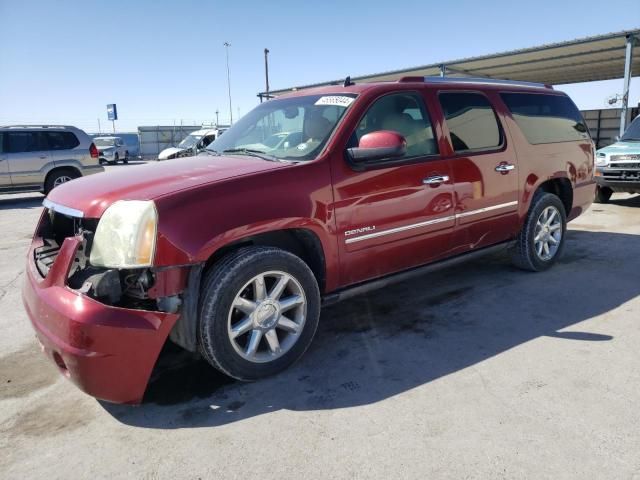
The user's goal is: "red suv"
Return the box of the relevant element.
[23,77,595,404]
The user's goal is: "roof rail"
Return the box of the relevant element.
[1,125,76,129]
[421,76,552,89]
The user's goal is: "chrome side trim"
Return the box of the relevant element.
[344,201,519,244]
[42,198,84,218]
[345,215,455,244]
[456,201,518,218]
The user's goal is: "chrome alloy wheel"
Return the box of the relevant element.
[227,271,307,363]
[534,206,562,261]
[53,175,72,187]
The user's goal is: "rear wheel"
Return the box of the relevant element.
[44,169,78,194]
[594,186,613,204]
[113,152,119,164]
[511,191,567,271]
[198,246,320,381]
[123,151,129,164]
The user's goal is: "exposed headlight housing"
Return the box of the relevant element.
[90,200,158,268]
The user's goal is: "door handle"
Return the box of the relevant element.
[39,155,48,159]
[495,163,515,173]
[423,175,450,185]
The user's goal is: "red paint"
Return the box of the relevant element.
[24,79,595,403]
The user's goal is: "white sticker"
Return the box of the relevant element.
[314,96,355,107]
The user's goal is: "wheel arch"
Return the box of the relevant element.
[44,166,82,190]
[522,173,573,217]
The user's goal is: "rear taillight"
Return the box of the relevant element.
[89,143,99,159]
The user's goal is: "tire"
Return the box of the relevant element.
[44,169,78,195]
[198,246,321,381]
[123,151,129,164]
[511,191,567,272]
[114,152,119,164]
[594,186,613,204]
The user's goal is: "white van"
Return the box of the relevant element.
[158,128,226,160]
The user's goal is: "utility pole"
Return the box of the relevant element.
[264,48,270,99]
[97,118,101,134]
[215,109,219,126]
[224,42,233,124]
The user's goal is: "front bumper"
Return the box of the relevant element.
[595,165,640,192]
[22,235,179,404]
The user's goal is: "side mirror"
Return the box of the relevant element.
[347,130,406,162]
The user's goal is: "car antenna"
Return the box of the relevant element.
[343,76,354,87]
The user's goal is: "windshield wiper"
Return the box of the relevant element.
[222,148,278,161]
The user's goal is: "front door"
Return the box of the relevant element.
[436,91,519,250]
[332,91,456,286]
[6,131,51,188]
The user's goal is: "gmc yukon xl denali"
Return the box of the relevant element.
[23,77,595,404]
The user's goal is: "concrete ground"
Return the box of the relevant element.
[1,168,639,479]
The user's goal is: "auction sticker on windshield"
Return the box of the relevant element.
[315,96,355,107]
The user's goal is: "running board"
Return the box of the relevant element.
[322,241,515,306]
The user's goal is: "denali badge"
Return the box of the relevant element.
[345,226,376,236]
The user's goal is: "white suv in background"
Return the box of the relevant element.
[0,125,104,195]
[94,136,129,164]
[158,127,226,160]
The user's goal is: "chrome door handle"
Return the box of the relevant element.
[495,163,515,173]
[423,175,450,185]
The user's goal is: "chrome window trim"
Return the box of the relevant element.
[344,201,518,244]
[42,198,84,218]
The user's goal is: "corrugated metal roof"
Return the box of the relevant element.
[262,29,640,96]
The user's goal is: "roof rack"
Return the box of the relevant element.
[1,125,76,129]
[419,76,552,89]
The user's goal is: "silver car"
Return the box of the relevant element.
[94,136,129,164]
[0,125,104,195]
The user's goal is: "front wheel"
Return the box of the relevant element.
[511,191,567,272]
[198,246,321,381]
[594,186,612,204]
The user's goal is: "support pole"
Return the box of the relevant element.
[264,48,270,100]
[224,42,233,125]
[620,34,636,136]
[439,64,446,77]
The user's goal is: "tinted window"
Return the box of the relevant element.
[439,92,502,152]
[46,131,79,150]
[354,92,438,157]
[621,115,640,141]
[6,132,48,153]
[501,93,589,144]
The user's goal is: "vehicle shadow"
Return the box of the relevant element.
[609,193,640,208]
[0,194,43,211]
[101,229,638,429]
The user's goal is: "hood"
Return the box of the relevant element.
[597,141,640,156]
[158,147,186,160]
[46,154,287,218]
[97,146,115,152]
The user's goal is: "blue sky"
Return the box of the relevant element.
[0,0,638,132]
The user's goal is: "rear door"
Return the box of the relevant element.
[436,91,519,250]
[332,91,456,286]
[46,131,81,165]
[0,133,11,188]
[6,131,51,188]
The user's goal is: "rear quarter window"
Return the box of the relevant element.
[500,92,589,144]
[46,131,80,150]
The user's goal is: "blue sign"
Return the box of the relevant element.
[107,104,118,121]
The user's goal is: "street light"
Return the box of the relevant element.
[224,42,233,124]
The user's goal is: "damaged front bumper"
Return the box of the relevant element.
[22,234,184,404]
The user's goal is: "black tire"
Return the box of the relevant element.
[114,152,119,164]
[44,169,79,195]
[198,246,321,381]
[511,191,567,272]
[123,151,129,164]
[594,186,613,204]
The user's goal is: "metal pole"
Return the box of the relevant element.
[620,34,635,136]
[112,120,115,134]
[215,109,219,126]
[440,64,446,77]
[224,42,233,124]
[97,118,101,134]
[264,48,270,99]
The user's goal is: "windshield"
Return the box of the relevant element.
[179,134,203,148]
[94,138,115,147]
[621,116,640,141]
[206,94,357,160]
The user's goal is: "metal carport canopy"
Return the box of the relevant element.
[262,29,639,96]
